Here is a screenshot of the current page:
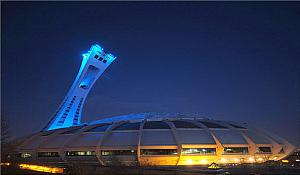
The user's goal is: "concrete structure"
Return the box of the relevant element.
[17,113,295,166]
[44,44,116,130]
[17,44,295,166]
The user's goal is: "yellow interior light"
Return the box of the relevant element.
[19,164,64,174]
[220,158,227,163]
[248,157,255,163]
[185,159,193,165]
[257,157,264,162]
[233,158,240,162]
[199,159,208,165]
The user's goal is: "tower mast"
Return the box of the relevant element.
[44,44,116,131]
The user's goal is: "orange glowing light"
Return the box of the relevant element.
[233,158,240,162]
[257,157,264,162]
[19,164,64,174]
[248,157,255,163]
[220,158,227,163]
[185,159,193,165]
[199,159,208,165]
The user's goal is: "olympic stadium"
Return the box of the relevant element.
[16,44,295,167]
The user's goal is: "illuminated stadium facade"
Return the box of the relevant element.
[17,44,295,167]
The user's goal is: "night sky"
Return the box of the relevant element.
[2,2,300,145]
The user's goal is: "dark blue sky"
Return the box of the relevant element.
[2,2,300,145]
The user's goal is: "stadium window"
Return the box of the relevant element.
[37,152,60,157]
[198,121,227,129]
[65,151,95,156]
[103,60,107,63]
[182,148,216,155]
[94,55,99,59]
[101,150,137,156]
[172,121,201,128]
[257,147,272,153]
[140,149,178,156]
[143,121,170,129]
[229,124,247,129]
[223,147,248,154]
[20,152,31,158]
[84,124,111,132]
[113,122,141,131]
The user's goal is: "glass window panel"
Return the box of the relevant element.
[140,149,178,155]
[41,130,56,136]
[199,121,227,129]
[37,152,60,157]
[182,148,216,155]
[113,122,141,131]
[257,147,272,153]
[143,121,170,129]
[229,124,247,129]
[172,121,201,128]
[243,130,270,144]
[61,127,83,134]
[223,147,248,154]
[101,150,137,156]
[85,124,110,132]
[65,151,95,156]
[20,152,31,158]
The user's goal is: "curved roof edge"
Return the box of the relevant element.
[88,112,223,125]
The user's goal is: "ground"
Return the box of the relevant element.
[1,165,300,175]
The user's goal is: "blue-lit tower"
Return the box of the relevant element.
[44,44,116,131]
